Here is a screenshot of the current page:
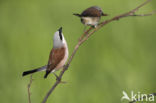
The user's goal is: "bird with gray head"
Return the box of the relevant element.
[73,6,107,28]
[22,27,69,79]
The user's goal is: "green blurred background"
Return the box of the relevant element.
[0,0,156,103]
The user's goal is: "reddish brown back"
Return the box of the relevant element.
[47,47,65,72]
[81,6,107,17]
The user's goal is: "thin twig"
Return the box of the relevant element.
[129,93,156,103]
[27,74,33,103]
[42,0,155,103]
[130,11,156,16]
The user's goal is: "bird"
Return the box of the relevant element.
[73,6,107,28]
[22,27,69,78]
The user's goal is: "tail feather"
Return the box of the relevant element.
[102,13,108,16]
[73,13,81,17]
[22,65,47,76]
[22,69,38,76]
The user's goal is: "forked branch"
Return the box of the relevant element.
[41,0,156,103]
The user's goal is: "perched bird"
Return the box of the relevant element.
[73,6,107,27]
[22,27,69,78]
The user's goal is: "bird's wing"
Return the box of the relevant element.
[81,7,101,17]
[44,47,65,78]
[92,6,108,16]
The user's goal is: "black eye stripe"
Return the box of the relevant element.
[59,31,62,40]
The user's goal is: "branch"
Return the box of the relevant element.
[129,10,156,16]
[27,74,33,103]
[42,0,155,103]
[129,93,156,103]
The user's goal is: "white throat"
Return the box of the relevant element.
[53,31,67,48]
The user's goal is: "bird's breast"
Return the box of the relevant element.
[81,17,100,26]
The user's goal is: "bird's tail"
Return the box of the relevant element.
[102,13,108,16]
[73,13,81,17]
[22,65,47,76]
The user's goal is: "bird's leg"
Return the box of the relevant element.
[92,24,98,28]
[53,72,60,81]
[53,72,67,84]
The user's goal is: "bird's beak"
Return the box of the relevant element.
[58,27,62,33]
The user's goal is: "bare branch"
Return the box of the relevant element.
[42,0,155,103]
[42,81,60,103]
[129,11,156,16]
[27,75,33,103]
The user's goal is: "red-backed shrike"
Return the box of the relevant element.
[73,6,107,27]
[22,27,68,78]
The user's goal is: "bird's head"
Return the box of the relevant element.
[53,27,66,48]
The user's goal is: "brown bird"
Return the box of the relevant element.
[73,6,107,27]
[22,27,69,78]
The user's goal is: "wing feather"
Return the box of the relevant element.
[44,47,65,78]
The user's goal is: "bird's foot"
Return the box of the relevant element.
[53,73,61,81]
[53,72,67,84]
